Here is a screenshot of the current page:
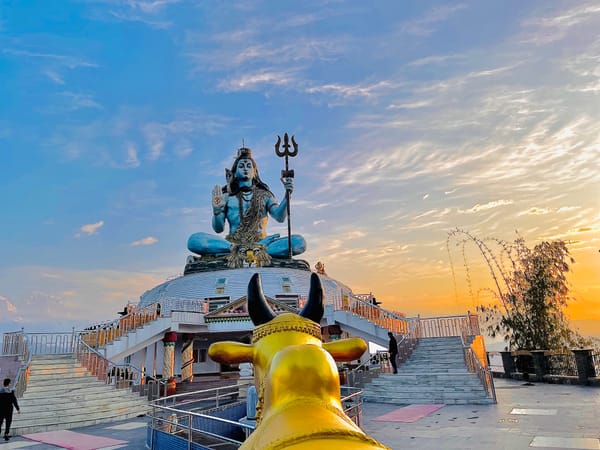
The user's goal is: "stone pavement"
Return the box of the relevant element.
[1,378,598,449]
[363,378,600,449]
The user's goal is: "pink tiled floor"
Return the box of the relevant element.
[372,404,444,423]
[23,430,127,450]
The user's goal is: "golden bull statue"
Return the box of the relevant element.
[209,273,390,449]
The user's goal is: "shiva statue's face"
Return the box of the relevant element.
[235,158,256,181]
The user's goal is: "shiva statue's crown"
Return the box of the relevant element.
[237,147,252,158]
[252,313,322,344]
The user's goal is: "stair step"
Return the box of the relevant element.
[24,379,110,394]
[17,398,149,421]
[12,355,150,436]
[362,336,493,405]
[12,408,149,435]
[19,387,143,404]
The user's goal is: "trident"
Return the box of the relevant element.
[275,132,298,259]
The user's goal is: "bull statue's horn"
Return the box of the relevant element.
[299,272,324,323]
[248,273,276,325]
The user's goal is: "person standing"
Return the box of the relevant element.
[387,332,398,374]
[0,378,20,441]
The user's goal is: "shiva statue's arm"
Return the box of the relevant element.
[211,185,228,233]
[268,177,293,222]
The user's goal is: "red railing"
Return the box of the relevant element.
[80,302,162,349]
[331,294,408,334]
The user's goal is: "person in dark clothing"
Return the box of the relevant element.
[387,332,398,374]
[0,378,20,441]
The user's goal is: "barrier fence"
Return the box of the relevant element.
[490,349,599,385]
[147,383,365,449]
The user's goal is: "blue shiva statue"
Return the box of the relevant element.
[187,147,306,267]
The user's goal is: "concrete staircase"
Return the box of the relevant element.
[102,316,171,361]
[11,354,150,435]
[362,336,494,405]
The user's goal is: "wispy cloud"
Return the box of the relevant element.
[217,70,297,92]
[400,4,467,36]
[130,236,158,246]
[520,2,600,45]
[3,48,98,86]
[44,70,65,85]
[59,92,103,110]
[120,0,182,14]
[306,80,399,99]
[125,142,141,168]
[107,10,171,28]
[519,207,551,216]
[388,100,433,110]
[3,49,97,69]
[557,206,582,213]
[408,54,465,67]
[0,295,17,314]
[48,109,231,166]
[75,221,104,237]
[86,0,184,28]
[459,200,514,214]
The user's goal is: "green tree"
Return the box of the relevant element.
[447,230,589,351]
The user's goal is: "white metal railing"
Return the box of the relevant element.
[147,383,365,449]
[156,297,209,315]
[8,331,31,398]
[413,312,479,338]
[2,330,27,356]
[171,310,205,324]
[24,331,79,354]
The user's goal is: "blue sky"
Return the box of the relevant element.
[1,1,599,337]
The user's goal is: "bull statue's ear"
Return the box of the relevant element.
[248,273,276,325]
[323,338,367,362]
[208,342,254,364]
[299,273,324,323]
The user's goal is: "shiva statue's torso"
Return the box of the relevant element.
[224,187,276,243]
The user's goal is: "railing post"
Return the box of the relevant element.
[572,349,595,386]
[500,351,515,378]
[188,411,192,450]
[530,350,547,382]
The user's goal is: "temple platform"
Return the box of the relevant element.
[184,255,311,275]
[3,378,598,449]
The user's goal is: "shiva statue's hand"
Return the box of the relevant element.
[281,177,294,194]
[212,185,228,214]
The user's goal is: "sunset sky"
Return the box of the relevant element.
[1,1,598,339]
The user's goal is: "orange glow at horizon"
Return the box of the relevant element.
[324,242,600,339]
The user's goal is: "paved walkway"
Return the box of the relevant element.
[2,378,598,449]
[364,378,600,449]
